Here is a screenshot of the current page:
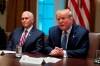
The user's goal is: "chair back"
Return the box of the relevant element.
[87,33,100,59]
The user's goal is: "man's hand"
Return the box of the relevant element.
[50,47,64,56]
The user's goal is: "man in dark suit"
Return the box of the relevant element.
[43,9,89,58]
[6,11,44,53]
[0,27,6,49]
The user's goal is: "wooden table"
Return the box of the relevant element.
[0,52,99,66]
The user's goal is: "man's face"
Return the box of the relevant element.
[21,12,33,29]
[56,13,72,31]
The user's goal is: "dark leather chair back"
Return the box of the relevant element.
[87,33,100,59]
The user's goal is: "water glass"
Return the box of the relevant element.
[94,50,100,63]
[15,45,22,58]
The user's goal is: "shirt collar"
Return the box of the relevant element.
[24,25,33,33]
[62,25,72,35]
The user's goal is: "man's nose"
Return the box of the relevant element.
[59,19,63,22]
[22,18,26,22]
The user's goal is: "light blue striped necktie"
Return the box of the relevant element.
[61,31,67,50]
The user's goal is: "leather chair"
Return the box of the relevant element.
[87,33,100,59]
[5,32,11,44]
[6,32,11,39]
[44,35,48,42]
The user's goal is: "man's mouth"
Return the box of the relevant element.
[60,24,64,27]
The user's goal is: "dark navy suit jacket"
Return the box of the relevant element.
[6,27,44,52]
[44,24,89,58]
[0,27,6,49]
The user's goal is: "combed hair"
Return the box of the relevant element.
[56,9,73,18]
[23,11,34,19]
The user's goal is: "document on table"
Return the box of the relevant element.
[43,57,61,63]
[19,55,61,65]
[19,55,44,65]
[0,50,16,54]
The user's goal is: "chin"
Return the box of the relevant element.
[23,24,28,26]
[60,28,65,31]
[23,26,28,28]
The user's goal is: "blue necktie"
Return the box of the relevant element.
[61,31,67,50]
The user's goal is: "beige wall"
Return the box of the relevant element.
[95,0,100,32]
[0,0,8,30]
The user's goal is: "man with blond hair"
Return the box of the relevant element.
[43,9,89,58]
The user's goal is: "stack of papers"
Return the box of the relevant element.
[19,55,43,64]
[43,57,61,63]
[0,50,16,54]
[19,55,61,65]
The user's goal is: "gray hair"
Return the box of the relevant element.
[22,11,34,19]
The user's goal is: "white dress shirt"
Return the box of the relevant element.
[62,26,72,57]
[20,26,33,40]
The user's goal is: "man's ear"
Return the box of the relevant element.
[70,16,73,23]
[31,18,34,23]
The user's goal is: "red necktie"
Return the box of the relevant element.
[19,30,28,46]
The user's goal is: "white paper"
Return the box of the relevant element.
[0,50,16,54]
[43,57,61,63]
[19,55,61,64]
[19,55,44,65]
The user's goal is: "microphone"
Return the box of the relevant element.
[0,51,5,56]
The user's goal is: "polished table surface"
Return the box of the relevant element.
[0,52,99,66]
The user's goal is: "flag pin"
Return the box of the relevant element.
[73,35,75,37]
[29,34,31,36]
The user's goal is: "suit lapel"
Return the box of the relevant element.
[24,27,35,44]
[17,27,24,44]
[55,26,62,47]
[67,24,77,48]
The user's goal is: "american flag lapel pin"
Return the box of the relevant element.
[28,34,31,36]
[73,35,75,38]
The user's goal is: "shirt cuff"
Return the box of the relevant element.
[63,50,67,57]
[49,51,53,55]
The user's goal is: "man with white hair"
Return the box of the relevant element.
[7,11,44,53]
[44,9,89,58]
